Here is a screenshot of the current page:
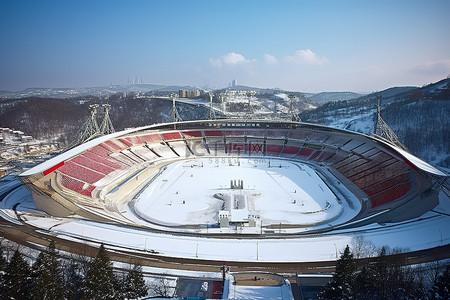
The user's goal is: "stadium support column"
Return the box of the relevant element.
[221,265,229,283]
[171,94,182,128]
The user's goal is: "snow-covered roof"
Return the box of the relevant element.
[374,138,448,177]
[395,147,447,177]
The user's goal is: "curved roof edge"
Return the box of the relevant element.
[20,119,448,178]
[377,139,447,177]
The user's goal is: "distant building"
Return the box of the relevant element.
[21,135,33,142]
[219,211,230,228]
[232,79,237,87]
[178,89,200,98]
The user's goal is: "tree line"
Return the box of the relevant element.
[319,244,449,300]
[0,241,149,300]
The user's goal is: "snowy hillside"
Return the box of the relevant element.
[300,78,450,167]
[306,91,363,105]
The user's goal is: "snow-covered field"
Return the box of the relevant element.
[229,282,294,300]
[134,158,342,226]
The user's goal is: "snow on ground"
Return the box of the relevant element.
[134,158,342,226]
[0,170,448,265]
[22,191,449,263]
[324,109,374,134]
[229,280,293,300]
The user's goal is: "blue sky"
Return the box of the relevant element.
[1,0,449,92]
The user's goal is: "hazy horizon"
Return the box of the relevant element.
[1,0,449,93]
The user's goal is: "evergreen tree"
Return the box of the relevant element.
[430,263,449,300]
[3,249,32,300]
[353,246,421,299]
[319,245,356,300]
[64,259,85,300]
[83,244,120,300]
[122,264,148,299]
[353,264,377,299]
[0,242,6,270]
[0,242,7,297]
[31,241,65,300]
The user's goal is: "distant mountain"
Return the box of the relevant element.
[215,85,287,94]
[373,86,418,98]
[300,78,450,167]
[306,92,363,105]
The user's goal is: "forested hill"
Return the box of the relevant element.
[1,78,448,168]
[300,78,450,168]
[0,94,209,144]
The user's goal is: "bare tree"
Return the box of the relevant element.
[148,277,177,298]
[350,235,377,259]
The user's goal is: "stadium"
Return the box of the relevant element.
[0,118,444,298]
[17,118,447,254]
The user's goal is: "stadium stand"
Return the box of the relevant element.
[161,131,182,141]
[204,130,223,137]
[71,155,115,175]
[58,161,104,184]
[21,120,444,224]
[130,146,159,161]
[168,141,192,157]
[141,133,162,143]
[265,144,284,156]
[181,130,203,139]
[59,174,96,197]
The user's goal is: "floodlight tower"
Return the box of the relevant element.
[82,104,100,140]
[221,93,226,113]
[273,101,278,119]
[288,94,300,122]
[69,104,101,148]
[209,93,216,120]
[373,95,407,151]
[171,94,182,123]
[99,104,115,135]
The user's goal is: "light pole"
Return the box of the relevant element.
[256,242,259,261]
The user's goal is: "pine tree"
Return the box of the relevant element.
[31,241,65,300]
[83,244,120,300]
[430,263,450,300]
[122,264,148,299]
[319,245,356,300]
[64,259,85,300]
[0,242,7,297]
[0,242,6,270]
[3,249,32,300]
[353,264,376,299]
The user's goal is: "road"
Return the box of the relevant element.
[0,216,449,275]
